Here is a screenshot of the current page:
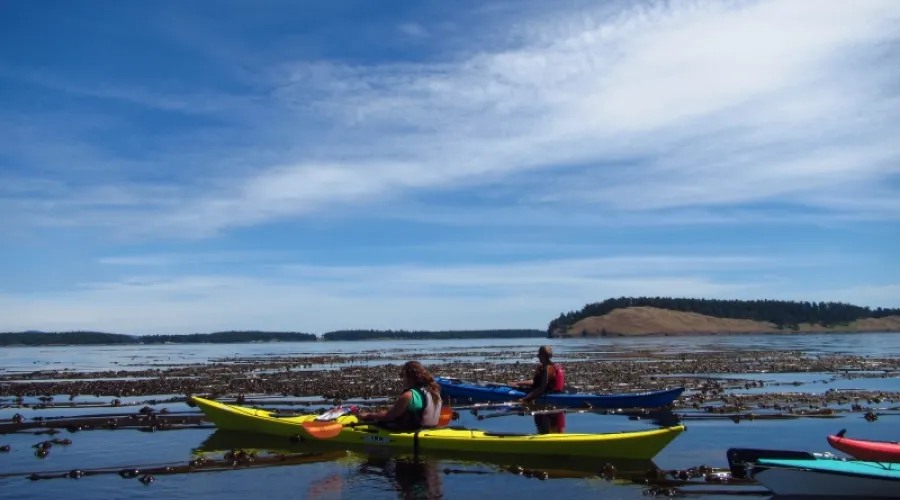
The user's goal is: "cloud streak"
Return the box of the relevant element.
[3,0,898,236]
[96,250,288,266]
[3,252,896,334]
[0,254,781,333]
[1,0,898,333]
[398,23,429,39]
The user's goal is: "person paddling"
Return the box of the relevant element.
[507,345,565,403]
[359,361,443,431]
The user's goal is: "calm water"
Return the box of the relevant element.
[4,332,900,372]
[1,333,899,499]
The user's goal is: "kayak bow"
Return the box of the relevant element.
[827,429,900,462]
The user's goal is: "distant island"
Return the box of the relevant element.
[0,330,319,346]
[5,297,900,346]
[0,328,545,346]
[321,329,546,341]
[548,297,900,337]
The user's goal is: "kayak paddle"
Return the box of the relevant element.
[477,407,568,420]
[454,402,523,412]
[300,406,455,439]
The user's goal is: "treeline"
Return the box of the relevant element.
[321,329,547,341]
[0,331,136,346]
[0,330,317,346]
[0,329,548,346]
[548,297,900,333]
[139,331,317,344]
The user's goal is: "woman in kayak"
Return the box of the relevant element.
[359,361,443,431]
[507,345,565,403]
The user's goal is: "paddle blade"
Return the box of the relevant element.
[437,406,453,427]
[301,421,344,439]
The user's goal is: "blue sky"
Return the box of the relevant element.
[1,0,898,334]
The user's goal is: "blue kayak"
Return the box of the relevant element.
[435,377,684,409]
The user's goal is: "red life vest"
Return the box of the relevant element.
[533,363,565,393]
[551,363,565,392]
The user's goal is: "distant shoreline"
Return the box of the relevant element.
[6,297,900,346]
[0,329,547,347]
[2,328,899,348]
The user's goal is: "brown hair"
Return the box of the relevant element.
[539,345,553,359]
[401,361,441,406]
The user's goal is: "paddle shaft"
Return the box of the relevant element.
[477,408,572,420]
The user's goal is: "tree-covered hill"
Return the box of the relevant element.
[548,297,900,334]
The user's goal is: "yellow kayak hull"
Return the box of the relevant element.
[191,397,685,460]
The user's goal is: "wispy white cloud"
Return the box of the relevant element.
[242,0,899,219]
[0,254,777,333]
[278,255,769,294]
[96,250,288,266]
[0,65,260,118]
[3,0,898,236]
[97,256,176,266]
[364,203,900,229]
[3,253,896,334]
[398,23,429,38]
[3,1,897,334]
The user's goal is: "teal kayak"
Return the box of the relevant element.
[727,447,900,498]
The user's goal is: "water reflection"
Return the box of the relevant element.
[195,430,663,493]
[530,408,680,433]
[195,431,447,498]
[533,412,565,434]
[358,456,444,499]
[306,471,344,499]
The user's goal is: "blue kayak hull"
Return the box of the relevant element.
[435,377,684,408]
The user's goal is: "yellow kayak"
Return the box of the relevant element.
[191,397,685,460]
